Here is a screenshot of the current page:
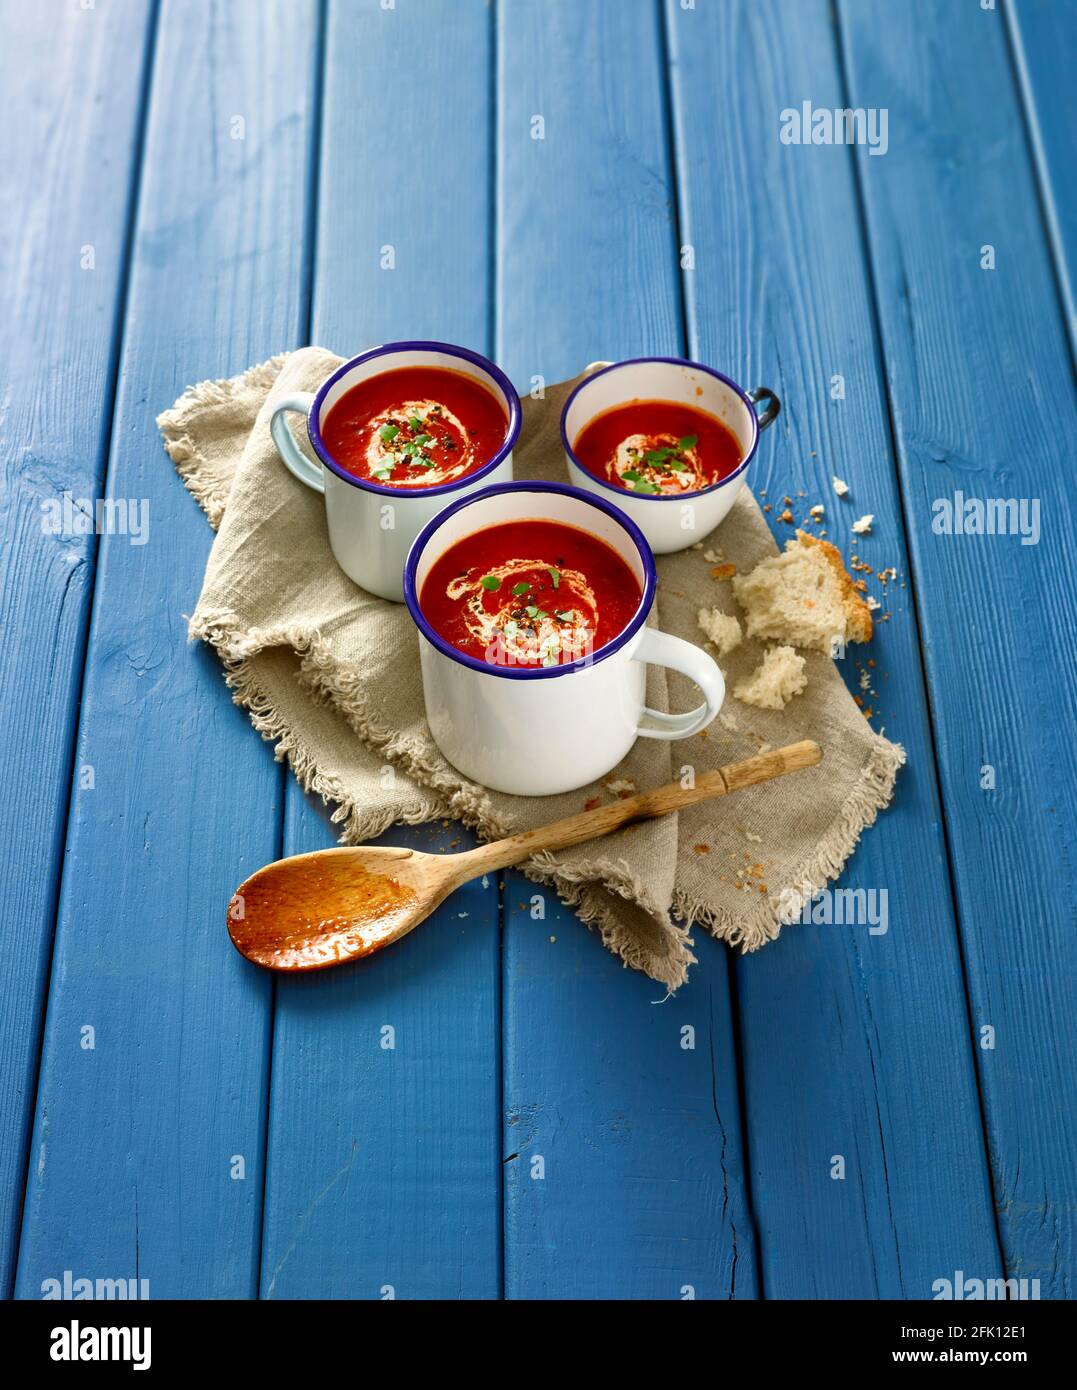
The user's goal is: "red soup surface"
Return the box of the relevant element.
[321,366,508,489]
[420,519,643,668]
[573,398,743,495]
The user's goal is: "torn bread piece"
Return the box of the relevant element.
[731,529,872,654]
[734,646,807,710]
[697,608,742,657]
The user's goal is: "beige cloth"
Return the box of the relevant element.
[158,348,904,990]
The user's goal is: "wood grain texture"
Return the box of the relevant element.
[259,0,502,1299]
[497,0,758,1299]
[5,0,1072,1303]
[0,0,156,1293]
[1005,0,1077,362]
[462,743,823,876]
[666,0,1002,1296]
[14,0,320,1299]
[838,0,1077,1296]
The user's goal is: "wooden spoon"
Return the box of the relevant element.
[228,740,822,971]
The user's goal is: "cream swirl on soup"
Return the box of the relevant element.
[420,520,642,669]
[445,558,598,667]
[320,366,508,490]
[572,398,742,495]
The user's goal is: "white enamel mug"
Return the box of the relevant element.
[561,357,780,555]
[270,341,521,601]
[403,481,726,796]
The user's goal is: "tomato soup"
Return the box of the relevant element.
[321,366,508,489]
[573,398,742,495]
[420,519,642,668]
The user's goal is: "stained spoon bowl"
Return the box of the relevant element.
[228,846,458,970]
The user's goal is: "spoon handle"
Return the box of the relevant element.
[458,740,822,878]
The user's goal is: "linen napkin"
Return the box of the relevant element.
[158,348,904,990]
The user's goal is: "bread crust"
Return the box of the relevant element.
[793,530,873,644]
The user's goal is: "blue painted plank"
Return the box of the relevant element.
[15,0,320,1299]
[1006,0,1077,361]
[259,0,502,1299]
[665,0,1001,1297]
[838,0,1077,1296]
[0,0,156,1294]
[497,0,758,1299]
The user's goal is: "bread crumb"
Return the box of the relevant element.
[832,476,850,497]
[851,514,874,535]
[778,508,794,524]
[866,595,881,611]
[605,777,636,797]
[703,547,725,563]
[718,710,739,732]
[694,844,710,855]
[733,646,808,710]
[809,504,824,520]
[697,608,742,657]
[711,563,737,580]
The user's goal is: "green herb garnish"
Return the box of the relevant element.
[481,574,502,591]
[512,582,531,596]
[379,423,399,443]
[556,609,575,623]
[677,434,698,450]
[540,633,560,667]
[632,479,661,494]
[548,567,561,589]
[526,604,548,620]
[408,414,423,431]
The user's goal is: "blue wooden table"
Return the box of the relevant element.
[3,0,1074,1301]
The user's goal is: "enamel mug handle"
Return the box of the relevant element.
[634,628,725,740]
[270,392,323,493]
[747,385,781,432]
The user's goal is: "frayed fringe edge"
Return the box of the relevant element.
[156,353,292,529]
[188,606,696,992]
[676,736,908,953]
[188,604,904,987]
[521,855,696,992]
